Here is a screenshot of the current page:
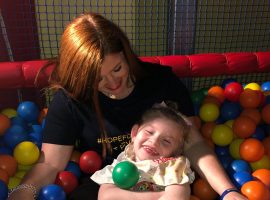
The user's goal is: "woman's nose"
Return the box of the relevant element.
[105,75,117,88]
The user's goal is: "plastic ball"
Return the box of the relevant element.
[202,96,221,107]
[11,116,28,130]
[252,126,266,141]
[0,169,9,184]
[17,101,39,123]
[241,180,270,200]
[13,141,40,165]
[65,161,81,179]
[224,119,234,128]
[211,124,234,146]
[1,108,17,118]
[239,89,261,109]
[262,104,270,124]
[38,108,48,124]
[192,178,218,200]
[112,161,139,189]
[229,139,244,159]
[79,151,102,174]
[55,171,78,194]
[215,146,230,157]
[14,170,26,179]
[3,125,28,149]
[70,150,81,164]
[228,159,252,174]
[240,108,261,125]
[218,155,234,170]
[207,86,225,104]
[220,101,241,121]
[0,180,8,200]
[201,122,216,139]
[239,138,265,162]
[0,146,12,155]
[8,176,21,190]
[224,82,243,102]
[261,81,270,92]
[252,168,270,188]
[0,114,11,135]
[199,103,220,122]
[244,82,261,91]
[232,171,254,189]
[190,195,200,200]
[262,136,270,154]
[232,116,256,138]
[191,90,205,105]
[0,155,17,177]
[38,184,66,200]
[17,164,33,171]
[250,155,270,171]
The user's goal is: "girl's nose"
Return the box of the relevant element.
[105,75,118,89]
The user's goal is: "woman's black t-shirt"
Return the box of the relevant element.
[42,61,194,164]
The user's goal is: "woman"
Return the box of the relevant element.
[8,13,247,200]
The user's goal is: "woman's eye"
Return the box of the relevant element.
[113,65,121,72]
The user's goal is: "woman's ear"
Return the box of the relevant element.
[131,124,139,140]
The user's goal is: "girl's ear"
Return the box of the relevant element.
[131,124,139,140]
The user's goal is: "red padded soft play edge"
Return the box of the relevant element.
[0,52,269,89]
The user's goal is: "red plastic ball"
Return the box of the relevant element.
[241,180,270,200]
[0,114,11,135]
[192,178,218,200]
[224,82,243,102]
[0,168,9,184]
[79,151,102,174]
[262,104,270,124]
[262,136,270,154]
[239,89,261,109]
[55,171,78,194]
[239,138,265,162]
[240,108,261,125]
[0,155,17,177]
[232,116,256,138]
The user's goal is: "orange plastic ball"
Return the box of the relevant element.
[70,150,82,164]
[0,113,11,135]
[201,122,216,139]
[0,155,17,177]
[252,169,270,188]
[190,195,200,200]
[38,108,48,124]
[0,168,9,184]
[239,89,261,109]
[262,136,270,154]
[241,180,270,200]
[240,108,261,125]
[232,116,256,138]
[261,104,270,124]
[207,86,225,104]
[240,138,265,162]
[192,178,218,200]
[202,96,221,107]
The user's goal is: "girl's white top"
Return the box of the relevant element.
[91,143,195,191]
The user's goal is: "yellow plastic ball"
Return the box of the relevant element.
[250,155,270,171]
[229,138,244,159]
[211,124,233,146]
[199,103,220,122]
[13,141,40,165]
[17,164,33,171]
[244,82,261,91]
[1,108,17,118]
[14,170,27,179]
[8,176,21,190]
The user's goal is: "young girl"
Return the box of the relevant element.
[91,104,195,200]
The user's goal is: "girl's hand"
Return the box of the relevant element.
[222,191,248,200]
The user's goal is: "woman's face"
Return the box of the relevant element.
[131,118,184,161]
[98,52,132,99]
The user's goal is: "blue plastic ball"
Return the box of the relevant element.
[215,145,230,157]
[220,101,241,121]
[252,126,266,141]
[232,171,254,189]
[0,146,13,155]
[65,161,81,179]
[3,125,28,149]
[38,184,66,200]
[228,159,252,175]
[112,161,139,189]
[0,180,8,200]
[17,101,39,123]
[218,155,234,170]
[261,81,270,92]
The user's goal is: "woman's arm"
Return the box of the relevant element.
[8,143,73,200]
[98,184,164,200]
[159,184,190,200]
[185,117,247,200]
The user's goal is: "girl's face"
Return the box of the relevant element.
[98,52,132,99]
[131,118,184,161]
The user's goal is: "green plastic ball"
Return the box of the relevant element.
[112,161,139,189]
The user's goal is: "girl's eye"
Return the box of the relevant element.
[113,65,121,72]
[162,139,171,145]
[145,130,153,135]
